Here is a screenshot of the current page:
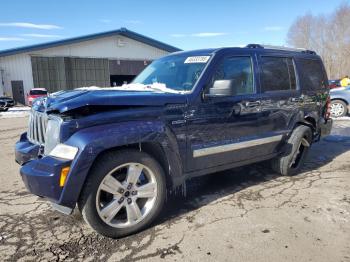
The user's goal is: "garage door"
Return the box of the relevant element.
[31,56,110,92]
[109,60,151,75]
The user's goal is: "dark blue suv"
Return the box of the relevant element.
[15,45,332,238]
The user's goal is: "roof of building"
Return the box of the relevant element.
[0,28,181,57]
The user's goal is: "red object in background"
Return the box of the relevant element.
[27,88,48,106]
[328,79,341,89]
[329,83,338,89]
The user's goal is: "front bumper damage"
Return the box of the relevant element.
[15,132,73,214]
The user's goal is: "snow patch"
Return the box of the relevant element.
[331,116,350,121]
[0,106,30,118]
[76,83,189,94]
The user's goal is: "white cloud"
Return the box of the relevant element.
[99,19,112,24]
[20,33,61,38]
[0,37,26,41]
[263,26,284,31]
[191,32,229,37]
[0,22,62,30]
[124,20,142,24]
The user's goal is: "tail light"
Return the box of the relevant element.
[325,95,331,119]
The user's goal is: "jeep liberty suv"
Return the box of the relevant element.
[15,45,332,238]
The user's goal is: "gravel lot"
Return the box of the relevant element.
[0,116,349,262]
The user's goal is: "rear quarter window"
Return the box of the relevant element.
[30,90,47,95]
[296,58,327,91]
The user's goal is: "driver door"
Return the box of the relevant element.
[185,53,271,172]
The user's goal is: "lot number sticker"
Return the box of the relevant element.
[184,56,210,63]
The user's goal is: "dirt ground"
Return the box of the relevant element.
[0,116,349,262]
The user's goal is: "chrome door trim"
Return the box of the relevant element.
[193,135,283,158]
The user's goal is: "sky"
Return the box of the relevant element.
[0,0,348,51]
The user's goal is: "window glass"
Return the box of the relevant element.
[133,55,209,92]
[211,56,254,95]
[260,57,296,92]
[297,59,326,90]
[29,90,47,95]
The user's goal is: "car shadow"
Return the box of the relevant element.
[157,132,350,226]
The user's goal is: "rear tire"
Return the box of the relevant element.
[0,108,9,112]
[271,125,312,176]
[78,149,166,238]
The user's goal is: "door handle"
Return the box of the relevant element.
[291,97,303,102]
[245,101,261,107]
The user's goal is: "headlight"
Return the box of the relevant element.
[49,144,78,160]
[44,116,62,155]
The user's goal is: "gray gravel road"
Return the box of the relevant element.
[0,117,349,261]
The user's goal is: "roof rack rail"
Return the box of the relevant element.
[245,44,317,55]
[301,50,317,55]
[246,44,264,49]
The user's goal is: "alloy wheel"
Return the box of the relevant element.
[330,102,345,117]
[96,163,158,228]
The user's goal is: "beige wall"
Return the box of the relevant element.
[0,35,171,101]
[0,54,34,98]
[30,35,169,59]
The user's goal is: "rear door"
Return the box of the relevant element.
[257,55,300,154]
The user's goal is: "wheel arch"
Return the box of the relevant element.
[291,114,317,141]
[89,141,179,189]
[58,121,184,208]
[331,98,349,105]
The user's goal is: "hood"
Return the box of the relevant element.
[330,86,350,93]
[32,88,188,113]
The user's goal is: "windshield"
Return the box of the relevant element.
[132,54,210,92]
[30,90,47,95]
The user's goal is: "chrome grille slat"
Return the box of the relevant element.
[27,110,48,145]
[27,113,32,139]
[33,112,38,142]
[38,114,43,144]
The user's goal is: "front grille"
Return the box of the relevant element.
[27,110,48,145]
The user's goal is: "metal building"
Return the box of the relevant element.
[0,28,180,104]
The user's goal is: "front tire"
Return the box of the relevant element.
[78,150,166,238]
[271,125,312,176]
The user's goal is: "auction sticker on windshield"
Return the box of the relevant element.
[184,56,210,63]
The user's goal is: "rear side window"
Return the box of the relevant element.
[297,59,326,90]
[30,90,47,95]
[211,56,254,95]
[260,57,296,92]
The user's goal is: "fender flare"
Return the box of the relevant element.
[58,121,183,208]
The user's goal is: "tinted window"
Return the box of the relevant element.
[30,90,47,95]
[211,56,254,95]
[260,57,296,92]
[297,59,326,90]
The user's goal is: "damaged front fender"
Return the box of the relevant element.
[58,120,183,208]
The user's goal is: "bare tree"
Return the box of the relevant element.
[287,3,350,79]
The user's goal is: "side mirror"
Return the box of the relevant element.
[204,80,234,98]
